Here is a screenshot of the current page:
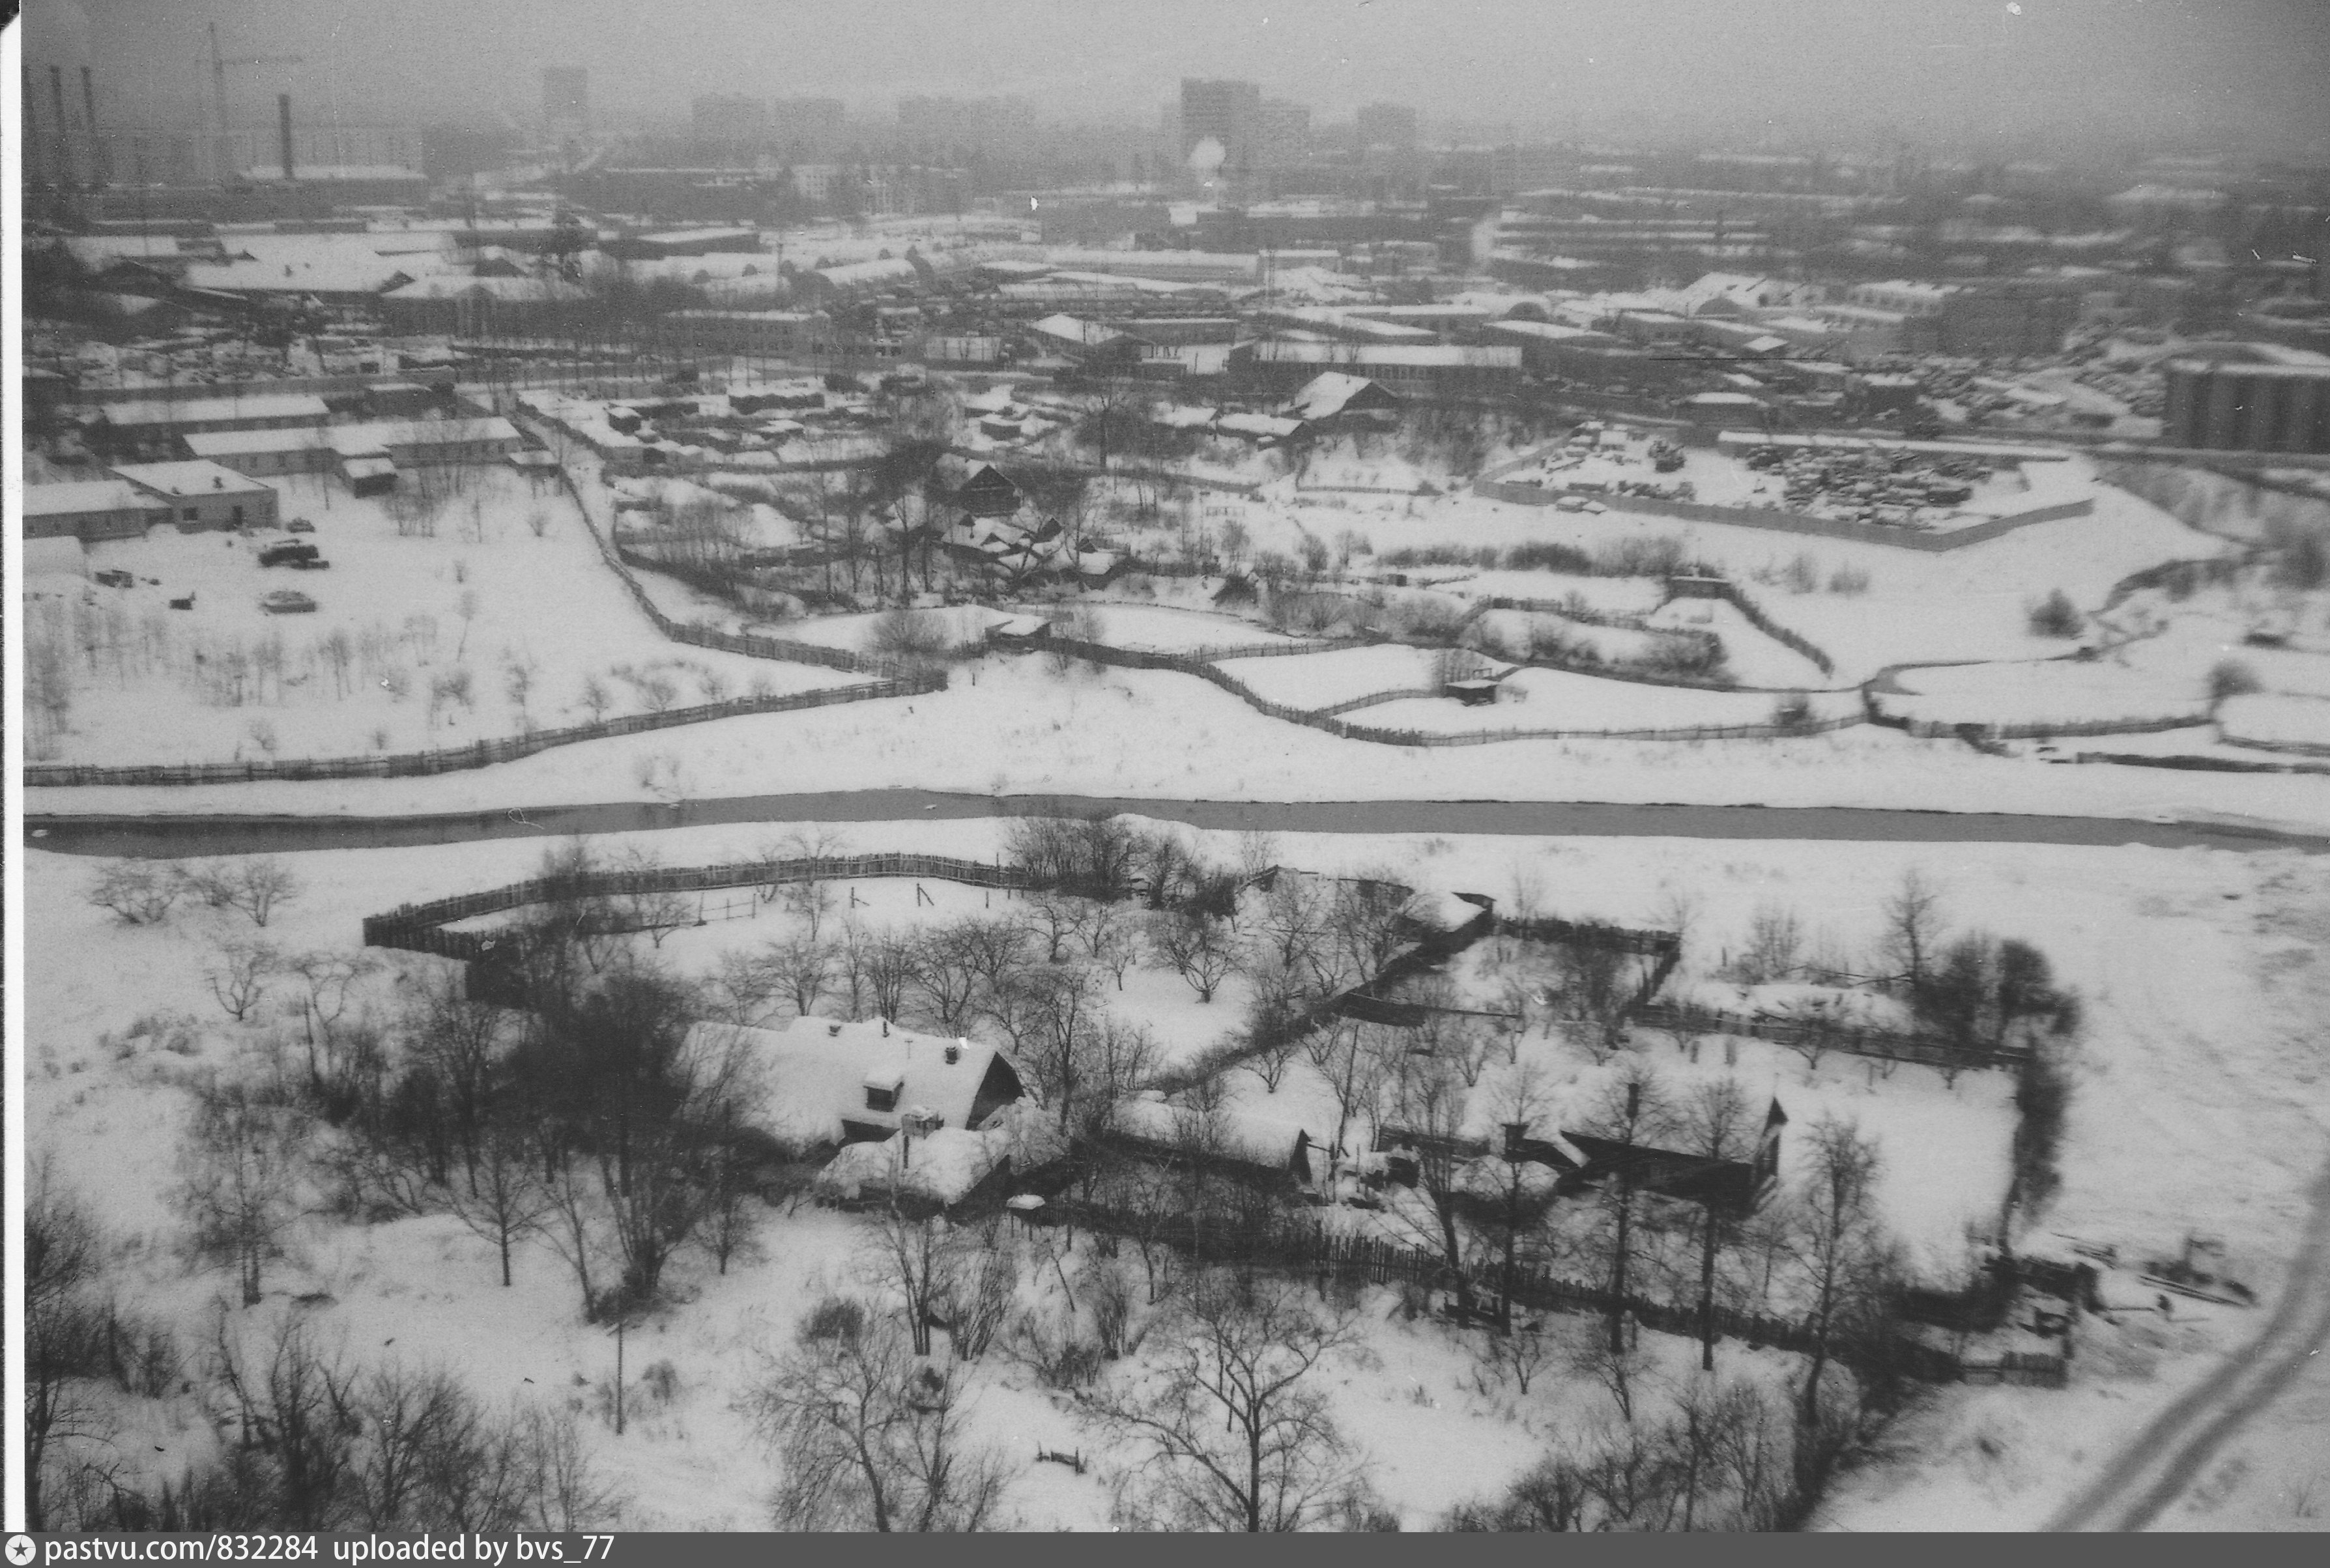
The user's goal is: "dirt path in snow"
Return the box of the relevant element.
[2045,1150,2330,1532]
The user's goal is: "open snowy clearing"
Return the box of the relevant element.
[1362,669,1862,735]
[1879,657,2207,730]
[22,466,857,767]
[1215,643,1452,711]
[1071,601,1303,653]
[29,653,2330,834]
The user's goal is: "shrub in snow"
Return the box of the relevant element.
[2026,588,2082,638]
[2208,659,2262,704]
[88,860,179,925]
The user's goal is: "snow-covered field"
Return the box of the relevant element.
[1197,463,2227,685]
[1878,657,2208,730]
[29,652,2330,834]
[1073,601,1301,653]
[1215,644,1451,711]
[23,814,2329,1530]
[21,467,857,767]
[1359,668,1862,735]
[2219,692,2330,754]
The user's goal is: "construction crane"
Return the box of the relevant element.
[209,21,302,178]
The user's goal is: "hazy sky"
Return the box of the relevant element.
[22,0,2330,156]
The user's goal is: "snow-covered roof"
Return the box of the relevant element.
[686,1018,1023,1147]
[1283,371,1395,421]
[1252,341,1521,369]
[1216,412,1303,440]
[1116,1093,1317,1168]
[98,392,330,428]
[1028,313,1130,349]
[328,416,521,453]
[383,276,591,303]
[109,459,276,497]
[183,428,337,457]
[22,479,158,517]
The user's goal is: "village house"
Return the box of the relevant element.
[686,1016,1028,1149]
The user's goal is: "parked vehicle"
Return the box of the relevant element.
[286,518,317,533]
[258,541,322,567]
[94,569,135,588]
[260,589,318,614]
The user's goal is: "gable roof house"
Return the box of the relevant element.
[932,454,1025,518]
[1281,370,1400,427]
[687,1016,1028,1150]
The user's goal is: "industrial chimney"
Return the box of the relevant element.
[278,93,295,180]
[81,67,103,186]
[48,65,72,186]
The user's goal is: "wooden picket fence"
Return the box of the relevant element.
[1036,633,1863,747]
[1056,1202,1830,1354]
[23,677,934,788]
[1628,1001,2022,1074]
[362,851,1040,958]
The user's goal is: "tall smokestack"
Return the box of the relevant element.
[49,64,73,186]
[81,66,103,186]
[279,93,295,180]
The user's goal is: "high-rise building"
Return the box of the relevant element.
[1355,102,1418,150]
[767,97,847,154]
[693,94,768,147]
[1254,100,1310,170]
[1179,78,1261,171]
[541,67,589,133]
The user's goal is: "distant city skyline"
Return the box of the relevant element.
[20,0,2330,162]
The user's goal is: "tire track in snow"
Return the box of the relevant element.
[2045,1150,2330,1532]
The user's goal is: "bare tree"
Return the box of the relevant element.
[225,859,303,928]
[1789,1117,1895,1428]
[88,859,179,924]
[177,1084,308,1306]
[206,938,280,1023]
[743,1298,1011,1532]
[25,1169,113,1532]
[1149,911,1240,1003]
[446,1114,550,1287]
[1577,1059,1675,1354]
[1081,1272,1364,1532]
[1881,868,1944,993]
[1680,1077,1755,1372]
[761,935,835,1018]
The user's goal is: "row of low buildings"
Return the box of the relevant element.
[23,460,281,541]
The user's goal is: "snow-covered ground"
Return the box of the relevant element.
[1070,601,1301,654]
[21,467,855,767]
[1360,668,1861,735]
[2218,692,2330,754]
[1878,657,2209,730]
[1215,644,1451,711]
[1190,463,2228,685]
[24,815,2329,1530]
[29,652,2330,833]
